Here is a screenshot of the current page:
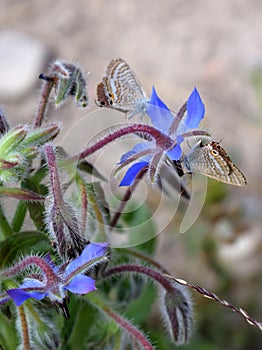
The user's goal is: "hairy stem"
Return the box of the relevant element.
[34,79,55,128]
[2,256,57,281]
[71,124,174,161]
[87,293,154,350]
[43,144,64,205]
[18,305,31,350]
[104,264,174,291]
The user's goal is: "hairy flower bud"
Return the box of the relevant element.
[45,200,87,260]
[159,280,194,345]
[42,59,89,109]
[43,143,89,260]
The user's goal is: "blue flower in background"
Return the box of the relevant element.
[118,86,205,186]
[6,242,109,307]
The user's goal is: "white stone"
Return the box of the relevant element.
[0,31,50,100]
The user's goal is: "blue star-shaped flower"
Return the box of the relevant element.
[6,242,109,307]
[118,86,205,186]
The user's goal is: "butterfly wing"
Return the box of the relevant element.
[104,58,148,116]
[184,141,247,186]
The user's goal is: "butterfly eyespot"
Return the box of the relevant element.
[211,149,219,156]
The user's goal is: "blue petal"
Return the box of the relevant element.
[65,274,96,294]
[120,142,152,163]
[7,289,33,306]
[149,86,169,111]
[119,161,148,187]
[146,87,174,132]
[65,242,109,274]
[19,279,45,289]
[167,144,182,160]
[7,288,46,306]
[185,87,205,129]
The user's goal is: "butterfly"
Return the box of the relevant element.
[182,140,247,186]
[96,58,149,118]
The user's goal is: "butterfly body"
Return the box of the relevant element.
[183,140,247,186]
[96,58,149,118]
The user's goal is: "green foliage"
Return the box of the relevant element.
[0,231,50,268]
[0,58,259,350]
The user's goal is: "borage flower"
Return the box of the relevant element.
[5,242,109,308]
[117,87,208,186]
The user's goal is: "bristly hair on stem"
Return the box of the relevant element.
[103,264,194,345]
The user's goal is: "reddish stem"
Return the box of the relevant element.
[71,124,174,161]
[44,144,64,205]
[2,256,58,281]
[106,307,153,350]
[104,264,174,291]
[34,80,55,128]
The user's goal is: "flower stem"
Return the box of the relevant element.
[18,305,31,350]
[104,264,174,291]
[43,144,64,205]
[34,79,55,128]
[2,256,58,281]
[71,124,174,161]
[87,293,154,350]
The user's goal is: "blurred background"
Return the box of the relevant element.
[0,1,261,349]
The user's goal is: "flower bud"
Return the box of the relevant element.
[51,60,88,108]
[159,281,194,345]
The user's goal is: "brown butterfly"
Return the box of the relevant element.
[96,58,149,118]
[183,140,247,186]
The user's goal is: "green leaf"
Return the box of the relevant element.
[23,123,60,146]
[0,186,45,201]
[77,160,106,181]
[0,204,12,239]
[55,77,73,107]
[60,296,81,349]
[0,126,26,156]
[124,282,157,323]
[21,178,48,232]
[11,201,27,232]
[30,162,48,183]
[0,231,50,268]
[119,201,157,252]
[68,302,94,349]
[0,311,17,350]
